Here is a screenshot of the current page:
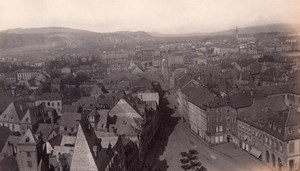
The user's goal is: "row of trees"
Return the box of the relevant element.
[180,149,207,171]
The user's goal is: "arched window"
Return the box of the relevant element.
[266,150,270,163]
[278,158,283,171]
[272,154,276,167]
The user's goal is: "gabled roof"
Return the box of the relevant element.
[0,126,12,151]
[18,128,37,145]
[110,95,144,119]
[0,100,29,123]
[0,91,16,113]
[35,123,57,141]
[70,124,98,171]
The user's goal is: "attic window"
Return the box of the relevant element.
[288,128,292,134]
[278,127,282,133]
[273,124,277,131]
[268,121,272,128]
[25,137,30,143]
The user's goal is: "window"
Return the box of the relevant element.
[288,128,292,134]
[215,136,219,143]
[266,150,270,163]
[219,126,223,132]
[289,142,295,154]
[279,142,283,152]
[216,126,219,133]
[289,159,294,171]
[27,161,33,168]
[71,128,74,132]
[47,102,50,106]
[64,127,67,131]
[27,152,31,157]
[220,136,223,142]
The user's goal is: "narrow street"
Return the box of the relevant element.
[143,93,271,171]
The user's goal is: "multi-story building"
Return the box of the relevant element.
[35,92,62,116]
[15,69,38,81]
[16,129,40,171]
[237,95,300,171]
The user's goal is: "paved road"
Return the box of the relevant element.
[161,118,270,171]
[144,93,271,171]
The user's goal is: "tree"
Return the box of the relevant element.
[180,149,204,171]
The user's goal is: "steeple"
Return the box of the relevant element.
[235,26,239,39]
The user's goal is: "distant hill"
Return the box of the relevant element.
[208,23,300,36]
[0,27,155,50]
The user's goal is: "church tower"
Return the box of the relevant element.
[235,26,239,39]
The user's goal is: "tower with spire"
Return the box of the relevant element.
[235,26,239,39]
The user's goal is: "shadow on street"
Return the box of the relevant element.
[144,92,180,171]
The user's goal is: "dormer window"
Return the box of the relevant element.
[278,127,282,133]
[288,127,292,134]
[268,121,272,128]
[273,124,277,131]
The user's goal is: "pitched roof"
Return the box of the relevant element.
[37,92,62,101]
[35,123,57,141]
[0,91,16,113]
[18,128,37,145]
[185,84,216,109]
[0,100,29,123]
[0,156,19,171]
[229,91,253,109]
[70,124,98,171]
[175,74,194,89]
[0,126,12,151]
[60,112,81,128]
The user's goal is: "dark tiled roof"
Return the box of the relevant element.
[175,74,194,89]
[0,126,12,151]
[37,92,62,101]
[0,91,16,113]
[60,112,81,128]
[229,91,253,109]
[185,85,216,109]
[0,156,19,171]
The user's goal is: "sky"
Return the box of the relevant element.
[0,0,299,34]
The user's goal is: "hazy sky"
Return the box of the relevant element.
[0,0,299,34]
